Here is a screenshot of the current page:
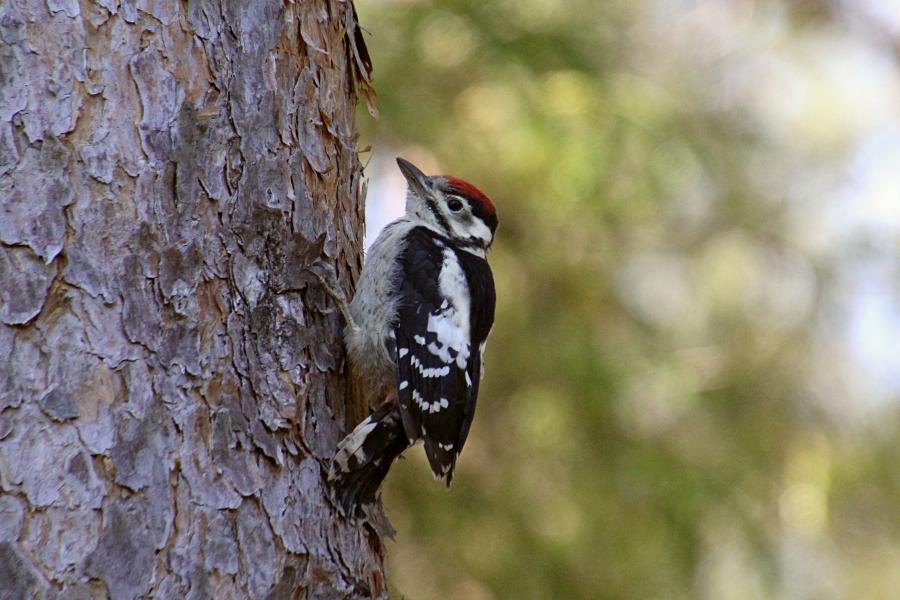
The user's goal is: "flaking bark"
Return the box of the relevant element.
[0,0,384,597]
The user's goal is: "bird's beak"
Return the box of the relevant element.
[396,157,432,196]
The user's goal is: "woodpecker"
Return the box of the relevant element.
[328,157,497,513]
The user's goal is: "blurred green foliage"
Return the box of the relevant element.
[354,1,900,598]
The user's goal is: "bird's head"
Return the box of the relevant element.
[397,157,498,254]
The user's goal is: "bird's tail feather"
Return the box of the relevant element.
[329,401,409,514]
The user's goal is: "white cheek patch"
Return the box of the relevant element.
[466,217,493,247]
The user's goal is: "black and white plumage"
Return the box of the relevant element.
[329,157,497,513]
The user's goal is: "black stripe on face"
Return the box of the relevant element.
[425,196,451,233]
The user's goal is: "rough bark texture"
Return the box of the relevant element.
[0,0,383,597]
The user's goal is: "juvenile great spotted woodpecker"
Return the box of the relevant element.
[328,157,497,513]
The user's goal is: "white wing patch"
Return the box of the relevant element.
[426,249,472,369]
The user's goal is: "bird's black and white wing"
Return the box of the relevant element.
[393,226,495,483]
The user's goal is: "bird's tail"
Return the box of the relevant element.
[328,401,409,515]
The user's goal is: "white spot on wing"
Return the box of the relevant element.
[398,348,409,358]
[399,380,409,390]
[412,389,450,413]
[410,355,450,378]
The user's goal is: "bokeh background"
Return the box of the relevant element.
[353,1,900,598]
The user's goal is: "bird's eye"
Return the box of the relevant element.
[447,197,464,212]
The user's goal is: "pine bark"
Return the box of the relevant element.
[0,0,383,597]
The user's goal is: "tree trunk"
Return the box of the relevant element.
[0,0,383,597]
